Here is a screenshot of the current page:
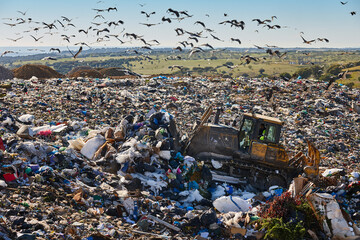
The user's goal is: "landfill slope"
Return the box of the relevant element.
[0,75,359,239]
[12,64,64,79]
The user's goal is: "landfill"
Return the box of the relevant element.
[0,74,359,240]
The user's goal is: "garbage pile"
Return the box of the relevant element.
[0,75,359,239]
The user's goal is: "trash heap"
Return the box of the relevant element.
[0,75,359,239]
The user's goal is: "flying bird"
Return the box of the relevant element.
[231,38,241,44]
[96,28,110,35]
[68,46,83,58]
[139,22,159,27]
[30,35,44,42]
[107,7,117,12]
[188,48,204,57]
[201,43,214,50]
[210,34,224,41]
[252,18,271,25]
[78,27,92,34]
[254,45,264,49]
[340,1,348,5]
[7,37,23,42]
[162,17,171,23]
[301,35,315,44]
[350,11,356,15]
[241,55,258,64]
[175,28,184,35]
[173,46,183,51]
[141,11,156,18]
[17,10,27,15]
[94,15,105,20]
[1,51,14,57]
[180,11,192,17]
[317,38,329,43]
[194,21,206,28]
[167,8,180,17]
[50,48,61,53]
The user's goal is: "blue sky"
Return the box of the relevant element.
[0,0,359,48]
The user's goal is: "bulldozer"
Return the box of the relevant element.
[185,105,321,190]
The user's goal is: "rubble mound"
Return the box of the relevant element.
[67,66,93,77]
[98,67,127,77]
[69,69,104,78]
[0,65,14,80]
[12,64,63,79]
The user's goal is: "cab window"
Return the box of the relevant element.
[239,118,254,150]
[258,123,277,143]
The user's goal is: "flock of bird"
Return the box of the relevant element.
[0,1,358,67]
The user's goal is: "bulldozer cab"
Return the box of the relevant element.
[238,113,288,166]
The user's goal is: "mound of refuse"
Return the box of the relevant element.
[67,66,93,77]
[68,69,104,78]
[0,65,14,80]
[98,67,127,77]
[12,64,63,79]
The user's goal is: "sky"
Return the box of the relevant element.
[0,0,359,51]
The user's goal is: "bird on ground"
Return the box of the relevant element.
[42,56,57,60]
[223,64,238,70]
[301,35,315,44]
[168,65,183,70]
